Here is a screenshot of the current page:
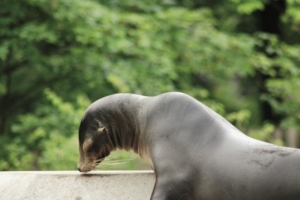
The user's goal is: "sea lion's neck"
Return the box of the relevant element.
[99,94,147,155]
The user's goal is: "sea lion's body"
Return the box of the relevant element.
[78,92,300,200]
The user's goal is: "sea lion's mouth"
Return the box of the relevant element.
[78,166,93,173]
[78,163,96,172]
[78,159,101,173]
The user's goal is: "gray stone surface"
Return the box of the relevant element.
[0,171,155,200]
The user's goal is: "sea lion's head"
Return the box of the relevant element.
[77,95,142,172]
[77,114,114,173]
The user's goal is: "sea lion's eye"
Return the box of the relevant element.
[87,145,94,153]
[87,144,99,153]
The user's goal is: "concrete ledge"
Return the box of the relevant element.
[0,171,155,200]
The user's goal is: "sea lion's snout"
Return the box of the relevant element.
[78,115,113,173]
[77,162,84,172]
[77,157,92,173]
[77,162,94,173]
[77,137,100,173]
[77,153,103,173]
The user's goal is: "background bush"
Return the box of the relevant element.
[1,0,300,170]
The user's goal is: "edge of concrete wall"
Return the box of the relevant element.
[0,171,155,200]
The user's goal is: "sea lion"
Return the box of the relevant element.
[77,92,300,200]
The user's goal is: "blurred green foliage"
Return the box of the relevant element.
[1,0,300,170]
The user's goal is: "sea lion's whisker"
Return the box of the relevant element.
[100,163,127,166]
[106,155,117,159]
[107,159,133,162]
[101,156,117,161]
[95,156,115,161]
[100,159,133,165]
[95,155,120,163]
[95,158,105,162]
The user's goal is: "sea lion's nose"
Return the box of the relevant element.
[78,167,81,172]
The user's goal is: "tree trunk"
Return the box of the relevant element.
[273,126,283,141]
[286,128,298,148]
[255,0,286,127]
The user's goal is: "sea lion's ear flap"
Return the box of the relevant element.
[97,125,107,135]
